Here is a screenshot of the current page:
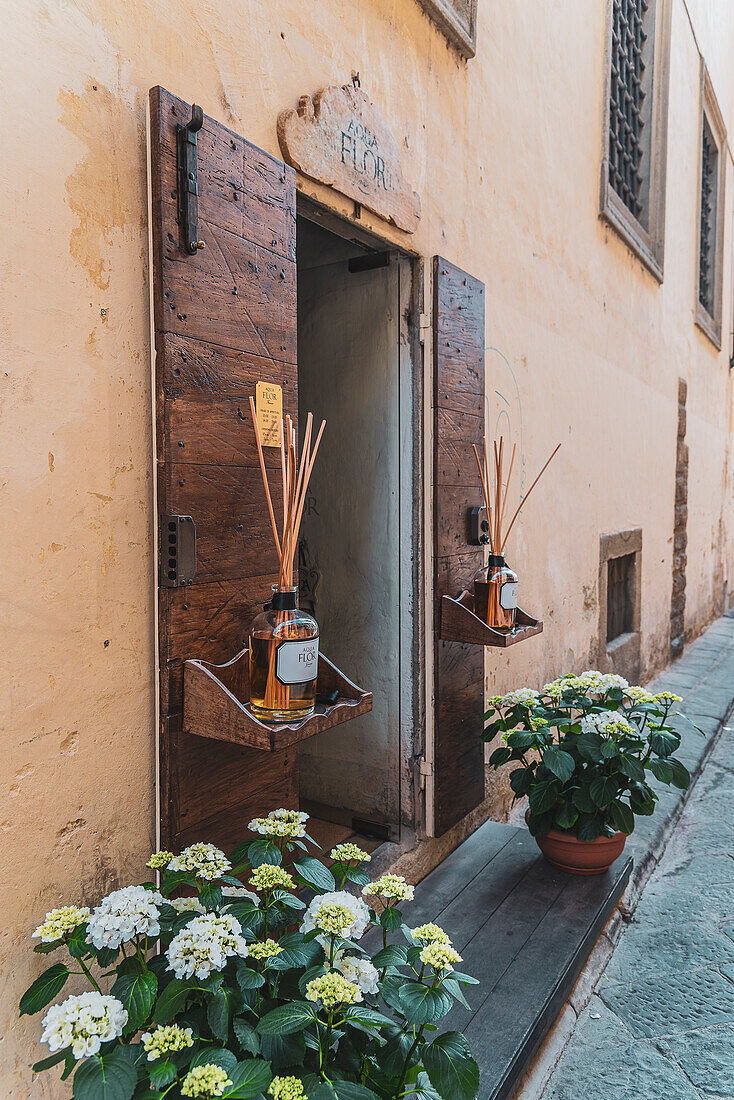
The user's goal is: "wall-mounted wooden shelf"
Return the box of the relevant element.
[440,590,543,648]
[183,649,373,751]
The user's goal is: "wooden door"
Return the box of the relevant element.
[149,87,298,852]
[433,256,486,836]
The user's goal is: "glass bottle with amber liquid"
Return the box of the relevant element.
[249,585,319,722]
[474,554,518,633]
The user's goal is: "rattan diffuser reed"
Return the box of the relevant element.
[249,401,326,720]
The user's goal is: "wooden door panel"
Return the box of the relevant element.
[433,256,486,837]
[150,86,298,851]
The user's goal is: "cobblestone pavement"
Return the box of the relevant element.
[540,613,734,1100]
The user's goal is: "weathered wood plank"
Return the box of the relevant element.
[433,255,486,836]
[150,87,299,851]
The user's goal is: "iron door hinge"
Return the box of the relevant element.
[161,515,197,587]
[177,103,206,255]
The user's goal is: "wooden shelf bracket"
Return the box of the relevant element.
[183,649,373,751]
[440,590,544,648]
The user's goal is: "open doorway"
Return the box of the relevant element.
[295,209,418,855]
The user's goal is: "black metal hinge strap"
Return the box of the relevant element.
[176,103,206,255]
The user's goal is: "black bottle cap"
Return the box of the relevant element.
[271,589,297,611]
[488,554,506,567]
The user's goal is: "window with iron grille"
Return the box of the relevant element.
[600,0,671,281]
[608,0,653,222]
[695,66,727,348]
[698,118,718,318]
[607,553,636,643]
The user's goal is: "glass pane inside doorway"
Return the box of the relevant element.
[297,217,401,836]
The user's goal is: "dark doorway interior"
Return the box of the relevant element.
[296,214,403,851]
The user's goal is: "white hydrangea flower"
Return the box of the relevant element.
[33,906,90,943]
[248,809,309,839]
[141,1022,194,1060]
[170,897,205,915]
[500,688,540,707]
[334,952,380,994]
[362,874,415,903]
[41,992,127,1060]
[221,885,260,904]
[581,710,635,737]
[86,886,164,950]
[577,671,629,694]
[301,890,371,941]
[166,913,249,979]
[168,843,231,881]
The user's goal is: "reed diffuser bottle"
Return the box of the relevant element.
[472,434,561,632]
[249,585,318,721]
[474,555,518,633]
[248,402,326,723]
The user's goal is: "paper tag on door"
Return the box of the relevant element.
[256,381,283,447]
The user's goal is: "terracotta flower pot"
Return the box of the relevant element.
[525,811,627,875]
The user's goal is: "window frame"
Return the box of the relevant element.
[695,62,727,349]
[599,0,672,282]
[415,0,477,58]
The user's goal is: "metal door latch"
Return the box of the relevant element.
[177,104,206,254]
[161,515,197,587]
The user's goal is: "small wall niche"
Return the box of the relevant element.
[598,528,642,683]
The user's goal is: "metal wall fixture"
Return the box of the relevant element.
[177,103,207,254]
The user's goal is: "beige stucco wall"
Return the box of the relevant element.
[1,0,733,1092]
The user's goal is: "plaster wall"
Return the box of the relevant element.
[1,0,733,1092]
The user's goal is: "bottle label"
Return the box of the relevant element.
[500,581,518,611]
[275,638,319,685]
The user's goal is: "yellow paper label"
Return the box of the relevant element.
[255,381,283,447]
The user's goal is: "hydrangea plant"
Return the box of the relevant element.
[20,809,479,1100]
[485,671,693,840]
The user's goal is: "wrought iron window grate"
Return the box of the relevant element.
[698,118,717,317]
[609,0,649,219]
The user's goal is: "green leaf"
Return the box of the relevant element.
[398,981,453,1025]
[610,801,635,835]
[345,868,370,887]
[618,756,645,783]
[191,1048,238,1073]
[160,870,199,895]
[113,966,157,1034]
[576,815,603,842]
[543,747,575,782]
[149,1060,177,1089]
[67,923,93,960]
[599,740,619,759]
[32,1047,70,1072]
[506,731,537,750]
[589,775,617,808]
[528,779,560,815]
[333,1082,380,1100]
[235,964,266,991]
[380,906,403,931]
[442,977,470,1008]
[20,964,69,1016]
[553,802,578,831]
[223,1059,273,1099]
[258,1031,306,1069]
[668,757,691,790]
[509,767,534,796]
[267,941,323,972]
[248,839,282,867]
[233,1016,260,1055]
[153,978,195,1024]
[257,1002,317,1036]
[408,1072,442,1100]
[423,1032,480,1100]
[449,971,479,985]
[575,733,604,763]
[208,988,235,1042]
[341,1005,393,1028]
[649,758,674,784]
[72,1048,137,1100]
[488,746,512,767]
[649,729,678,757]
[371,944,409,968]
[293,856,335,893]
[200,882,223,911]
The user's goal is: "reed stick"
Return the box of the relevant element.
[499,442,562,554]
